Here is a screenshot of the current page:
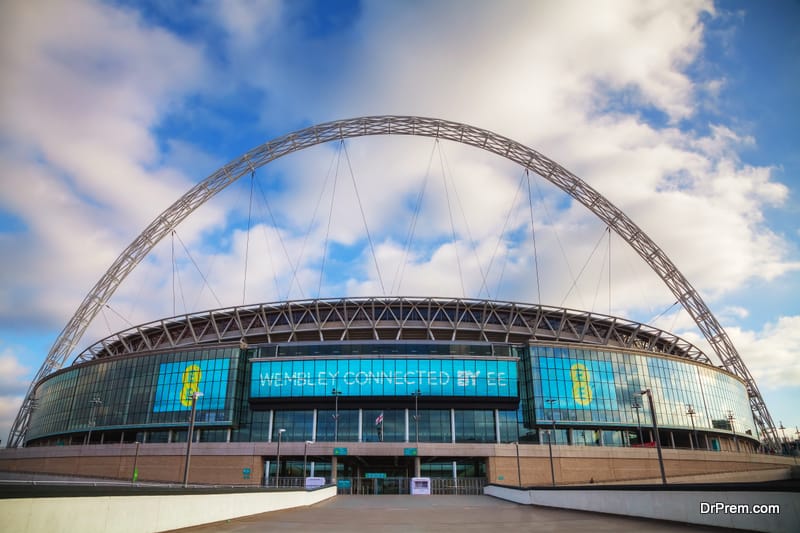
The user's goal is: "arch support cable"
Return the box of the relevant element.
[7,115,778,447]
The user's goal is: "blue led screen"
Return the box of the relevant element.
[154,359,230,412]
[538,356,618,410]
[250,358,518,398]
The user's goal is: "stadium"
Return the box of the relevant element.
[1,117,791,490]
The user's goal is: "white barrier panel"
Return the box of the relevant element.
[0,485,337,533]
[484,485,799,533]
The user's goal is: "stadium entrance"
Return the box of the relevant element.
[333,456,487,495]
[266,454,487,494]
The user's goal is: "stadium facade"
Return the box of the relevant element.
[4,117,790,488]
[13,297,767,488]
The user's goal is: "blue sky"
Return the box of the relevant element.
[0,0,798,445]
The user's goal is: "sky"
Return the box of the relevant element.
[0,0,798,446]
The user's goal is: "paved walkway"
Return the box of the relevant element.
[173,495,719,532]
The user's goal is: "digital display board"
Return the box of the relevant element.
[153,359,230,412]
[250,358,518,398]
[538,356,618,410]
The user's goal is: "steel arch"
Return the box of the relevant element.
[7,115,778,447]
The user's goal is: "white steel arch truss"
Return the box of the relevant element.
[7,116,778,447]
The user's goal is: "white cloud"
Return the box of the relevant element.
[87,0,796,336]
[0,395,25,447]
[214,0,283,51]
[1,0,798,437]
[0,348,31,393]
[0,0,209,330]
[731,316,800,389]
[678,316,800,389]
[0,346,32,444]
[306,0,796,307]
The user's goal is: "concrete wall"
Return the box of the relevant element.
[486,444,797,485]
[0,443,269,485]
[485,485,800,533]
[1,442,796,486]
[0,485,336,533]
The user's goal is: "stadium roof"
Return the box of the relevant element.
[76,297,711,365]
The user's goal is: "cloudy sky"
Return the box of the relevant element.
[1,0,798,445]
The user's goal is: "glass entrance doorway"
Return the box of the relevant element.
[334,456,487,495]
[335,455,414,495]
[339,455,415,479]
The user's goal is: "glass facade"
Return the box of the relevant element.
[317,409,359,442]
[26,340,757,447]
[228,406,516,443]
[523,345,756,437]
[27,347,243,442]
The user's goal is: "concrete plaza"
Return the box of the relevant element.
[173,495,717,532]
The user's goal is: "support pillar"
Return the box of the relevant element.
[268,410,274,442]
[311,410,317,441]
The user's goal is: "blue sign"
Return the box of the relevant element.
[538,356,618,410]
[250,358,517,399]
[153,359,230,412]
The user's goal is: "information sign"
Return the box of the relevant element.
[537,354,618,410]
[154,359,230,412]
[411,477,431,495]
[250,358,517,399]
[305,477,326,489]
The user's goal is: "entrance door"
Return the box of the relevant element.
[336,455,414,495]
[359,477,409,495]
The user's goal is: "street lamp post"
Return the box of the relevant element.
[514,441,522,487]
[779,422,787,454]
[86,396,103,445]
[639,389,667,485]
[632,400,643,446]
[412,389,422,443]
[131,441,141,483]
[275,428,286,487]
[727,411,739,452]
[686,405,697,450]
[182,391,204,488]
[331,389,342,442]
[303,440,314,480]
[544,399,556,487]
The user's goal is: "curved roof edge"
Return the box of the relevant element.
[75,297,711,365]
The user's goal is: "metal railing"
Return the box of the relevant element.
[334,477,486,495]
[430,477,486,495]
